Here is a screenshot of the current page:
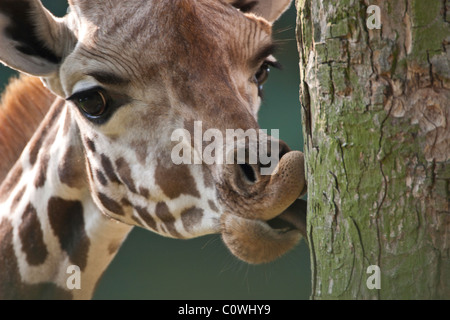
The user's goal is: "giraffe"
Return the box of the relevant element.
[0,0,307,300]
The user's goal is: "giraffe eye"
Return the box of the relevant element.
[68,88,108,118]
[252,60,281,97]
[254,62,271,87]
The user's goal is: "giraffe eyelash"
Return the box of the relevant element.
[264,59,282,70]
[66,86,105,102]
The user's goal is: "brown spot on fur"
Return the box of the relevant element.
[181,207,204,233]
[48,197,90,272]
[101,154,121,184]
[85,138,96,153]
[19,204,48,266]
[115,157,137,194]
[135,206,157,231]
[0,219,20,298]
[97,193,125,216]
[0,76,56,181]
[0,218,72,300]
[155,202,182,238]
[131,215,145,228]
[208,200,219,213]
[155,161,200,199]
[96,170,107,186]
[34,155,49,188]
[0,164,23,203]
[139,187,150,199]
[121,197,133,207]
[58,145,85,189]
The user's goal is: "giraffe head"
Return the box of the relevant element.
[0,0,306,264]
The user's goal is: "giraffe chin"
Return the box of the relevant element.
[221,211,303,264]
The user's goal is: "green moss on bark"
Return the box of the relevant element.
[297,0,449,299]
[409,0,450,64]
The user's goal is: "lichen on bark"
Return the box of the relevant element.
[296,0,449,299]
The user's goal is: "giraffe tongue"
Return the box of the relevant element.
[267,199,307,238]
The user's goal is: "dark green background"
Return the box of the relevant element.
[0,1,310,299]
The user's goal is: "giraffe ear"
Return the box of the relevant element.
[0,0,73,76]
[227,0,292,22]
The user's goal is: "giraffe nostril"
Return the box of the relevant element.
[239,163,257,183]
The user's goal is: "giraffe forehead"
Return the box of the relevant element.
[72,0,272,43]
[65,0,272,84]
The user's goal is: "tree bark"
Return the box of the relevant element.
[296,0,449,299]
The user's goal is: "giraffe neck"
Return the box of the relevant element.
[0,98,132,300]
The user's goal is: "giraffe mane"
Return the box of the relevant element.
[0,75,56,182]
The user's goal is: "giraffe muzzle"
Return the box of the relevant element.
[220,149,307,264]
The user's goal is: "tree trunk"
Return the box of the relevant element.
[296,0,449,299]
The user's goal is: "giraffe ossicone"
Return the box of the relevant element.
[0,0,307,299]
